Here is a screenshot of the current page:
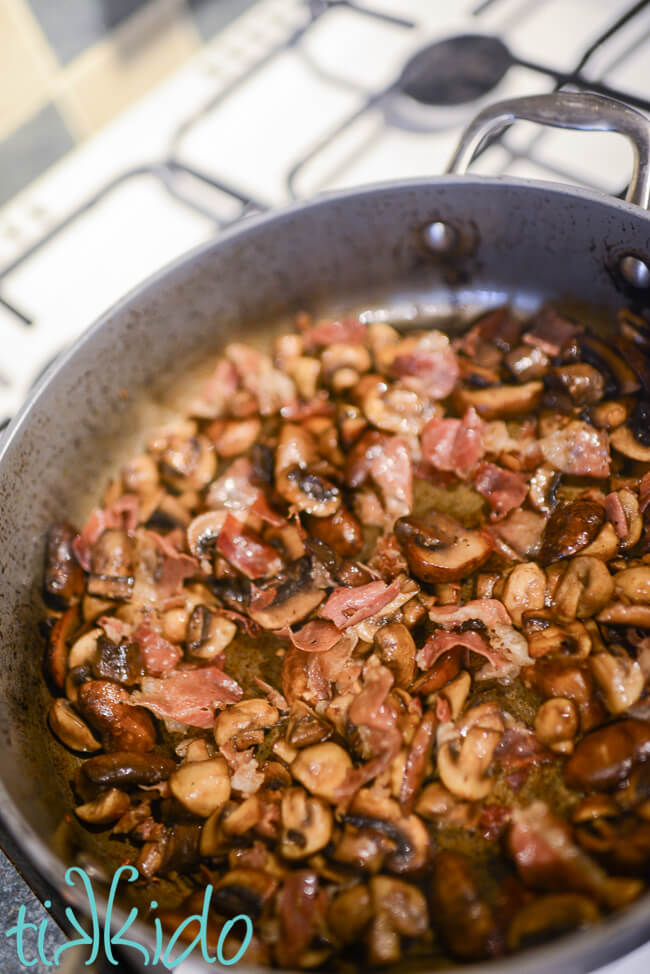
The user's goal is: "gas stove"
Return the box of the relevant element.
[0,0,649,970]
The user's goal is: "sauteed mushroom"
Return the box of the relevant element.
[42,300,650,969]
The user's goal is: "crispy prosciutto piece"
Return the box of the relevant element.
[474,462,528,520]
[132,624,182,677]
[507,801,641,909]
[494,727,552,773]
[206,457,284,526]
[523,309,581,356]
[303,317,366,348]
[605,492,628,539]
[428,598,512,629]
[129,666,242,728]
[345,432,412,524]
[421,407,485,478]
[275,871,328,969]
[416,630,504,671]
[539,420,610,478]
[288,619,342,653]
[146,530,199,597]
[216,514,283,579]
[390,332,460,400]
[321,579,401,630]
[490,509,546,560]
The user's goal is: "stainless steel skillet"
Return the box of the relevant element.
[0,91,649,973]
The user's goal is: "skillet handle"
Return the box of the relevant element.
[447,91,650,210]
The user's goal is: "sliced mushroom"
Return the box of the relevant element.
[552,556,613,621]
[304,506,362,557]
[46,604,80,691]
[92,634,142,686]
[613,566,650,604]
[78,680,156,752]
[395,512,492,584]
[565,719,650,791]
[366,876,429,966]
[328,885,373,943]
[81,751,176,789]
[275,424,341,517]
[280,787,333,859]
[430,850,499,961]
[208,417,261,458]
[539,499,605,566]
[581,522,619,560]
[291,742,352,803]
[438,722,502,801]
[214,699,279,749]
[221,795,262,836]
[597,603,650,627]
[332,825,389,872]
[607,488,642,551]
[523,613,591,661]
[122,454,159,494]
[534,697,578,754]
[75,788,131,825]
[212,868,278,919]
[550,364,605,405]
[286,703,332,749]
[507,894,600,952]
[373,623,416,689]
[610,424,650,462]
[363,383,428,436]
[249,587,325,630]
[67,627,101,670]
[186,510,227,559]
[453,380,543,420]
[186,606,236,660]
[502,563,546,627]
[87,529,135,601]
[160,433,216,491]
[589,652,644,715]
[48,698,100,753]
[505,343,549,382]
[345,790,430,874]
[44,522,85,606]
[169,756,231,817]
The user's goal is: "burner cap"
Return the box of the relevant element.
[398,34,512,107]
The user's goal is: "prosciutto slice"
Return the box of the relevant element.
[416,630,504,671]
[320,579,401,629]
[303,317,366,347]
[129,666,242,728]
[421,407,485,478]
[474,462,528,520]
[132,624,182,677]
[73,494,140,570]
[428,598,512,629]
[391,332,460,399]
[539,420,610,478]
[216,513,283,579]
[288,620,342,653]
[605,492,628,539]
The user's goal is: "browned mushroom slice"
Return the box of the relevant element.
[186,606,236,660]
[78,680,156,752]
[169,757,231,817]
[249,586,324,630]
[610,423,650,461]
[214,699,279,749]
[453,380,543,420]
[291,742,352,803]
[137,823,202,879]
[92,634,142,686]
[552,556,614,621]
[534,698,579,755]
[45,603,80,691]
[366,876,429,966]
[44,522,85,605]
[75,788,131,825]
[596,603,650,627]
[538,498,605,565]
[212,868,279,920]
[344,790,430,874]
[280,787,333,860]
[81,751,176,789]
[590,652,644,715]
[186,510,226,559]
[507,894,600,952]
[48,698,100,753]
[549,364,605,405]
[430,850,500,960]
[328,885,373,943]
[275,424,341,517]
[567,334,640,396]
[565,719,650,791]
[395,512,492,583]
[87,529,135,601]
[374,622,416,689]
[160,433,216,491]
[304,506,362,557]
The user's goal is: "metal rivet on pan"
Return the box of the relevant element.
[619,254,650,288]
[422,220,458,254]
